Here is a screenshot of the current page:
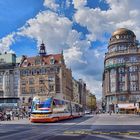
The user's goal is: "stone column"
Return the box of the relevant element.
[106,70,110,93]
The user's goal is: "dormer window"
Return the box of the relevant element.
[50,56,55,64]
[23,60,27,66]
[35,59,41,65]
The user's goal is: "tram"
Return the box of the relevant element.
[30,96,83,122]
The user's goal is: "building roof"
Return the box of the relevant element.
[20,54,63,67]
[112,28,135,36]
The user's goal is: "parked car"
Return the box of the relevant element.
[85,110,91,114]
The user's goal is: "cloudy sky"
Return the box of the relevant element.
[0,0,140,99]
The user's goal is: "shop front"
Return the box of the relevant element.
[118,103,137,114]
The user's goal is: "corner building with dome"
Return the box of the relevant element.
[102,28,140,113]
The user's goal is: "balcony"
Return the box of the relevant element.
[105,49,140,60]
[109,39,134,46]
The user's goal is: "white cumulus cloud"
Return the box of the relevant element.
[19,11,73,53]
[43,0,59,11]
[0,32,16,53]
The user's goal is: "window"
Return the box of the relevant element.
[117,58,124,63]
[23,60,27,66]
[0,76,3,83]
[110,69,116,92]
[118,67,125,73]
[129,73,137,81]
[118,74,125,82]
[48,76,54,82]
[49,85,54,92]
[117,45,126,51]
[22,87,26,94]
[45,68,50,73]
[105,60,109,67]
[56,84,60,93]
[130,82,138,91]
[25,69,28,75]
[130,56,137,62]
[50,56,55,64]
[39,77,45,84]
[21,70,27,76]
[110,69,116,74]
[129,66,137,72]
[39,87,45,93]
[0,58,5,63]
[26,69,31,76]
[21,80,26,85]
[118,95,126,101]
[119,82,125,91]
[29,87,35,94]
[54,67,60,73]
[41,68,46,74]
[109,46,117,53]
[31,69,36,75]
[36,69,40,75]
[22,97,25,103]
[29,78,34,85]
[35,59,41,65]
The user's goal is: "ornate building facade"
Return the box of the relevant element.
[72,78,80,104]
[103,28,140,112]
[0,53,20,109]
[19,43,73,108]
[86,90,96,112]
[78,79,86,110]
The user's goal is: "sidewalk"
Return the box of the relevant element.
[0,117,30,124]
[92,113,140,125]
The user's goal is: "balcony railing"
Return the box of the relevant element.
[109,39,134,45]
[105,49,140,59]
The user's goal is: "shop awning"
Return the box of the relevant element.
[118,104,136,109]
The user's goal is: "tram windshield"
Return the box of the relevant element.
[31,97,52,113]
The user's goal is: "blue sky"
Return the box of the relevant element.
[0,0,109,56]
[0,0,140,98]
[0,0,44,38]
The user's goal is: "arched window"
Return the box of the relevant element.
[50,56,55,64]
[129,66,137,72]
[118,67,125,73]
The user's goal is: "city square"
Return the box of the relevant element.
[1,0,140,140]
[1,114,140,140]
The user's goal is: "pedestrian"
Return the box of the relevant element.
[6,112,11,121]
[3,112,6,121]
[0,112,3,121]
[109,110,112,115]
[12,111,15,120]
